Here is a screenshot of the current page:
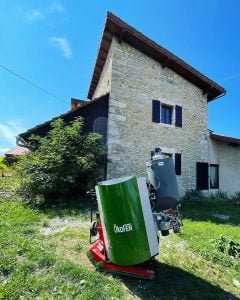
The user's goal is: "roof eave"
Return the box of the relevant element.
[88,11,225,101]
[211,133,240,145]
[18,93,110,141]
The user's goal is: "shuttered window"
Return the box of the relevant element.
[175,153,181,175]
[152,101,182,127]
[175,105,182,127]
[196,162,209,190]
[152,100,161,123]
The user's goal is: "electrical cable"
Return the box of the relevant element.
[0,64,67,104]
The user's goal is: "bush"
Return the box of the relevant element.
[212,236,240,259]
[0,176,21,198]
[15,117,106,202]
[209,190,229,201]
[0,156,11,176]
[230,191,240,206]
[182,189,205,202]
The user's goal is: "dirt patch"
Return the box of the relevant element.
[40,217,91,236]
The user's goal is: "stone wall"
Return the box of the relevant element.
[209,139,240,195]
[106,37,209,195]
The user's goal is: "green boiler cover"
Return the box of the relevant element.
[96,176,159,266]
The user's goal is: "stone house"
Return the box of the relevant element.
[208,133,240,195]
[5,146,30,165]
[18,12,240,196]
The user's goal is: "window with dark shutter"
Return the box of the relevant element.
[175,105,182,127]
[175,153,181,175]
[196,162,209,190]
[152,100,160,123]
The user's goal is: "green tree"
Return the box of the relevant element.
[16,117,106,201]
[0,156,10,175]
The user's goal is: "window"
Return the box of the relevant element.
[210,164,219,189]
[161,104,173,124]
[152,100,182,127]
[196,163,220,190]
[196,162,209,190]
[93,117,108,145]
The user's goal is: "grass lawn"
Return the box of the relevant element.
[0,197,240,299]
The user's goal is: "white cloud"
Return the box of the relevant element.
[23,2,67,23]
[25,9,45,21]
[0,120,25,146]
[50,1,67,14]
[220,72,240,82]
[50,37,72,59]
[0,148,10,155]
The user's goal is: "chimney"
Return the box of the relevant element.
[70,98,87,111]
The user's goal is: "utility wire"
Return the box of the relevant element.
[0,64,67,104]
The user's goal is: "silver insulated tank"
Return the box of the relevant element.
[147,149,180,211]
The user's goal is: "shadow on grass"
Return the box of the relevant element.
[181,199,240,226]
[118,259,239,300]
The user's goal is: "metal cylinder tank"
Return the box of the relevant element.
[96,176,158,266]
[147,157,180,211]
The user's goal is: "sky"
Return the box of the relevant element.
[0,0,240,154]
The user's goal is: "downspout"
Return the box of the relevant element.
[207,90,226,195]
[217,139,220,191]
[208,132,211,196]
